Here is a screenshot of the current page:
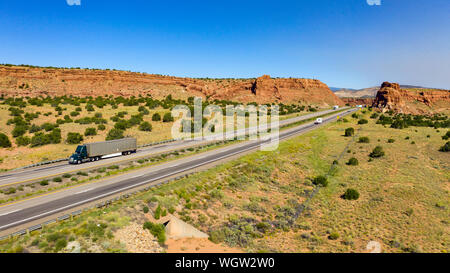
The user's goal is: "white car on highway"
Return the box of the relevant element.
[314,118,323,124]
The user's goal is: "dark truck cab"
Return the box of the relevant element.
[69,138,137,164]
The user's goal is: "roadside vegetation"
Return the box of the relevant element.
[0,95,327,170]
[2,108,448,253]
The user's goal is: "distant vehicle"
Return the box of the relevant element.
[333,105,340,110]
[315,118,323,124]
[69,138,137,164]
[357,105,363,108]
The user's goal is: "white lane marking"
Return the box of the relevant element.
[0,110,354,230]
[74,188,93,195]
[0,209,21,216]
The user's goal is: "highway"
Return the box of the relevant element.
[0,108,356,233]
[0,108,347,188]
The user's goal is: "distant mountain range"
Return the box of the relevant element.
[331,85,433,98]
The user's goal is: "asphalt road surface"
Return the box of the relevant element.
[0,108,356,232]
[0,108,346,188]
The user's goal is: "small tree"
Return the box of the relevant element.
[344,127,355,137]
[439,141,450,152]
[163,113,174,122]
[67,132,84,144]
[358,119,368,125]
[139,121,152,132]
[343,188,360,200]
[84,127,97,136]
[369,146,385,158]
[358,136,370,143]
[0,133,12,148]
[106,129,124,140]
[16,136,31,146]
[346,157,359,166]
[152,113,161,121]
[312,175,328,187]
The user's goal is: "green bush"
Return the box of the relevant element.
[85,104,95,112]
[358,119,368,125]
[343,188,360,200]
[328,232,340,240]
[84,127,97,136]
[344,127,355,137]
[143,222,166,245]
[97,124,106,131]
[40,180,49,186]
[312,175,328,187]
[70,111,80,117]
[139,121,152,132]
[55,238,67,252]
[16,136,31,146]
[369,146,385,158]
[143,206,149,213]
[12,125,28,138]
[346,157,359,166]
[53,177,62,183]
[0,133,12,148]
[358,136,370,143]
[154,205,162,219]
[439,141,450,152]
[387,138,395,143]
[162,113,174,122]
[442,131,450,140]
[106,129,124,140]
[67,132,84,144]
[152,113,161,121]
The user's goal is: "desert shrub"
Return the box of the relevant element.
[387,138,395,143]
[370,113,379,119]
[391,119,408,129]
[163,113,174,122]
[351,113,359,119]
[40,180,49,186]
[343,188,360,200]
[62,173,71,178]
[143,206,149,213]
[358,136,370,143]
[442,131,450,140]
[41,123,58,132]
[70,111,80,117]
[312,176,328,187]
[143,222,166,245]
[55,238,67,252]
[346,157,359,166]
[106,129,124,140]
[0,133,12,148]
[358,119,368,125]
[139,121,152,132]
[85,104,95,112]
[154,205,162,219]
[16,136,31,146]
[29,124,42,133]
[67,132,83,144]
[328,232,340,240]
[84,127,97,136]
[152,113,161,121]
[53,177,62,183]
[344,127,355,137]
[138,106,149,115]
[439,141,450,152]
[114,120,129,130]
[12,124,29,138]
[5,187,16,194]
[369,146,385,158]
[96,125,105,132]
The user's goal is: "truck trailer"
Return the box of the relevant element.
[69,138,137,164]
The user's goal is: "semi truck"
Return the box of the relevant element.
[69,138,137,164]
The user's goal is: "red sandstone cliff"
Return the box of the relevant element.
[0,66,343,106]
[372,82,450,114]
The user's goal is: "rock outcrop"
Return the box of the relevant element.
[372,82,450,114]
[0,65,343,106]
[342,97,374,106]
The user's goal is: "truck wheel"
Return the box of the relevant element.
[77,160,81,164]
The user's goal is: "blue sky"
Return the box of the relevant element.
[1,0,449,89]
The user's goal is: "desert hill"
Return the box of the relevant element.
[372,82,450,114]
[0,65,343,106]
